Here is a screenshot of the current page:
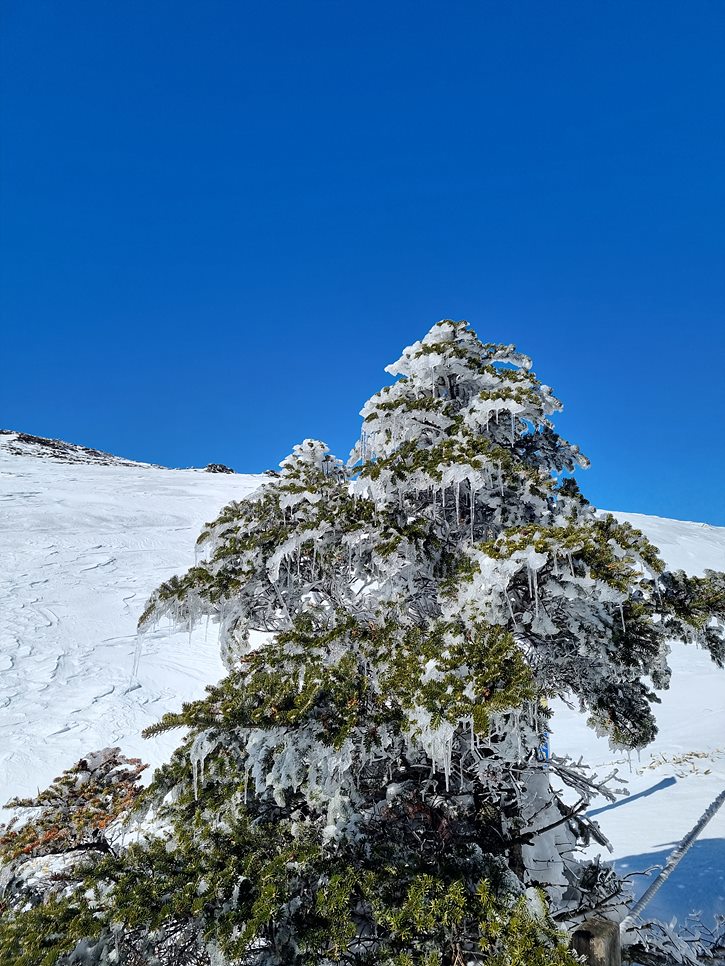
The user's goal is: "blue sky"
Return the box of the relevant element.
[1,2,723,524]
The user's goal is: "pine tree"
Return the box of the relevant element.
[2,321,724,965]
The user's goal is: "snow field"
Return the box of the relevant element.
[0,437,263,819]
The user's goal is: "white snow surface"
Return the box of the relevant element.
[0,432,264,818]
[1,435,723,924]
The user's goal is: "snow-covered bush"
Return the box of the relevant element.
[0,748,146,908]
[2,321,724,965]
[0,749,146,962]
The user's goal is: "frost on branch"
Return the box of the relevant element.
[4,320,725,965]
[0,748,146,911]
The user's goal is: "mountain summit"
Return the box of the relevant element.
[0,429,151,467]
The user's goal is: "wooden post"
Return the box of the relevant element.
[572,918,621,966]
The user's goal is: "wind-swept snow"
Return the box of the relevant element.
[0,433,264,818]
[0,435,723,924]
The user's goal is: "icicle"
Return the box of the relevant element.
[511,411,515,445]
[619,603,626,632]
[470,488,476,542]
[506,590,518,628]
[455,482,461,524]
[204,614,210,643]
[131,632,143,682]
[190,733,217,802]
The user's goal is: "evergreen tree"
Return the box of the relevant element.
[2,321,724,965]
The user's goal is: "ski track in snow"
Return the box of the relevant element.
[1,439,724,925]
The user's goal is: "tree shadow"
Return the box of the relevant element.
[615,838,725,925]
[587,777,676,817]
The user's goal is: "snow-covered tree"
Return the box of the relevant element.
[2,320,724,965]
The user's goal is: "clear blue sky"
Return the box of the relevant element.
[1,2,723,524]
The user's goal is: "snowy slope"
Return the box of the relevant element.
[1,434,723,924]
[554,511,725,925]
[0,432,264,817]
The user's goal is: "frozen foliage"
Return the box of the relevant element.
[2,321,724,965]
[621,915,725,966]
[0,749,146,911]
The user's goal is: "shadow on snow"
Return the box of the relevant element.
[587,777,677,818]
[615,838,725,926]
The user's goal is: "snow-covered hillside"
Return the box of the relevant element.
[1,432,723,926]
[0,431,264,817]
